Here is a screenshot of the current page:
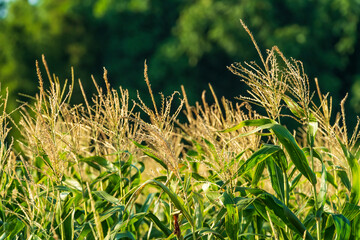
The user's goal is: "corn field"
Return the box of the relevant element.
[0,22,360,240]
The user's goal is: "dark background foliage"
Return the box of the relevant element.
[1,0,359,126]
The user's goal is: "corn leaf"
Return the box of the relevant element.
[270,124,317,185]
[245,188,314,240]
[332,214,351,240]
[94,191,121,205]
[338,139,360,205]
[127,179,194,228]
[266,157,285,202]
[222,119,316,185]
[114,232,136,240]
[221,192,240,240]
[234,144,281,179]
[252,161,266,187]
[145,212,172,237]
[132,140,168,170]
[193,194,204,229]
[342,202,360,221]
[337,169,351,191]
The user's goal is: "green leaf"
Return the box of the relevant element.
[114,231,136,239]
[337,169,351,191]
[221,149,246,176]
[77,223,92,240]
[245,187,314,240]
[221,192,240,240]
[145,212,172,237]
[332,214,351,240]
[134,193,156,228]
[100,205,125,222]
[289,173,302,192]
[303,147,323,163]
[63,208,75,240]
[270,124,317,185]
[126,179,194,228]
[193,194,204,229]
[266,157,285,202]
[338,139,360,205]
[324,172,338,188]
[203,137,219,163]
[132,140,168,170]
[252,160,266,187]
[94,191,121,205]
[342,202,360,221]
[7,221,25,240]
[234,144,281,179]
[221,119,316,185]
[192,172,206,181]
[351,215,360,239]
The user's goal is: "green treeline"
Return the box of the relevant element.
[0,0,360,120]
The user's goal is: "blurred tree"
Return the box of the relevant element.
[169,0,360,116]
[0,0,359,127]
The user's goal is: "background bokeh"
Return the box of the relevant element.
[1,0,360,127]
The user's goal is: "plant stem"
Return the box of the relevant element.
[118,151,124,201]
[267,210,279,240]
[310,146,321,240]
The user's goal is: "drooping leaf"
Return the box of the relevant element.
[270,124,317,185]
[222,119,316,185]
[192,172,207,181]
[100,205,125,222]
[244,187,314,240]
